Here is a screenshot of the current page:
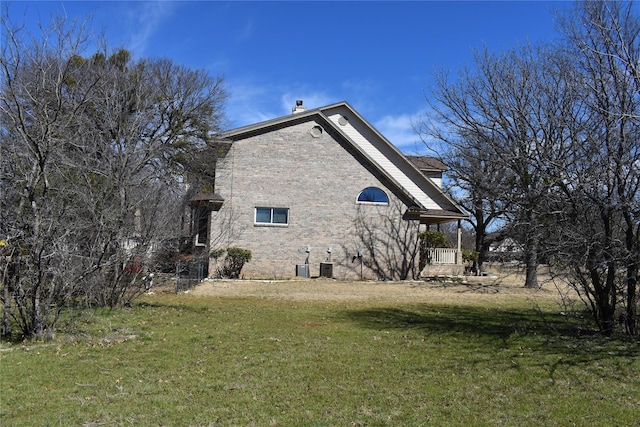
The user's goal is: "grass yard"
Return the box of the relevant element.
[1,278,639,426]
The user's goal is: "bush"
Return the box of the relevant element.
[419,230,449,269]
[419,230,449,249]
[462,249,480,274]
[211,247,252,278]
[462,249,479,264]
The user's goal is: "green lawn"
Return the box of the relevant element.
[1,292,638,426]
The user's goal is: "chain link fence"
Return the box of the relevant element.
[175,258,208,292]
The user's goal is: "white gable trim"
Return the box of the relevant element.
[318,104,464,216]
[323,110,441,211]
[217,101,467,218]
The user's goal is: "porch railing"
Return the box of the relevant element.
[426,248,458,264]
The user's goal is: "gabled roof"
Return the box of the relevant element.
[406,155,447,173]
[216,101,467,223]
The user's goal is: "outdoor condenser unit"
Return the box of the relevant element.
[319,262,333,278]
[296,264,310,278]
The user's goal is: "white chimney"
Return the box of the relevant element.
[292,99,306,114]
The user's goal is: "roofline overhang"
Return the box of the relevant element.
[216,102,349,140]
[404,206,469,225]
[189,193,225,209]
[345,102,464,213]
[320,103,467,216]
[216,101,467,216]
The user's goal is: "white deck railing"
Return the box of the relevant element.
[426,248,458,264]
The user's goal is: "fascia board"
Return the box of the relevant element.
[339,104,467,215]
[216,101,467,218]
[319,103,467,216]
[314,109,425,209]
[218,101,349,140]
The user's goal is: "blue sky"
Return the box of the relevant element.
[10,1,570,153]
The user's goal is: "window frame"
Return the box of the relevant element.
[194,206,209,246]
[254,207,289,226]
[356,187,389,205]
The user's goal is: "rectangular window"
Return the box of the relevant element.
[255,207,289,225]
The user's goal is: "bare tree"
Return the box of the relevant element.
[0,11,227,339]
[420,0,638,334]
[0,13,96,338]
[69,51,226,308]
[551,0,640,335]
[425,43,580,288]
[430,130,512,274]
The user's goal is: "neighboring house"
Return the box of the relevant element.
[488,237,524,262]
[199,101,467,280]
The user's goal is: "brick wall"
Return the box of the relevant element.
[210,118,419,279]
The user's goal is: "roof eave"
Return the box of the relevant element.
[217,101,350,140]
[319,103,467,215]
[216,101,467,217]
[404,207,469,225]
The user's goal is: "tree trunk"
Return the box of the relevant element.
[600,263,617,336]
[624,220,639,335]
[475,224,486,276]
[32,291,44,338]
[626,265,638,335]
[472,207,495,277]
[1,259,13,339]
[523,233,539,288]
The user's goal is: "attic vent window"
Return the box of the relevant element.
[357,187,389,205]
[310,125,323,138]
[338,115,348,126]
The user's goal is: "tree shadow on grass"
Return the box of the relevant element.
[340,305,639,365]
[417,280,502,294]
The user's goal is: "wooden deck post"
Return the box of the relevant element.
[456,220,463,264]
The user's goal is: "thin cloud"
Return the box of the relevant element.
[374,112,427,154]
[225,78,339,128]
[225,81,276,127]
[227,81,430,156]
[122,1,177,56]
[236,16,255,43]
[341,78,378,96]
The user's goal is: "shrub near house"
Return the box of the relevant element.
[211,247,252,278]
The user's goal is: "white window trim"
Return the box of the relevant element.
[356,187,389,205]
[356,200,390,206]
[254,207,289,227]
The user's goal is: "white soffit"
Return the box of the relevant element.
[325,110,441,211]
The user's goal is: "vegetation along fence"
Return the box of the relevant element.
[175,259,208,292]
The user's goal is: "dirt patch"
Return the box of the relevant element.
[187,270,575,306]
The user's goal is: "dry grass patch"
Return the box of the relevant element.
[189,266,571,308]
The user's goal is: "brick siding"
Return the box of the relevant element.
[210,118,418,279]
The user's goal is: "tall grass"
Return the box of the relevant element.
[1,293,638,426]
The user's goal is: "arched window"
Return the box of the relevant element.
[357,187,389,204]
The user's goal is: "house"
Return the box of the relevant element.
[405,155,447,188]
[488,237,524,262]
[199,101,467,280]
